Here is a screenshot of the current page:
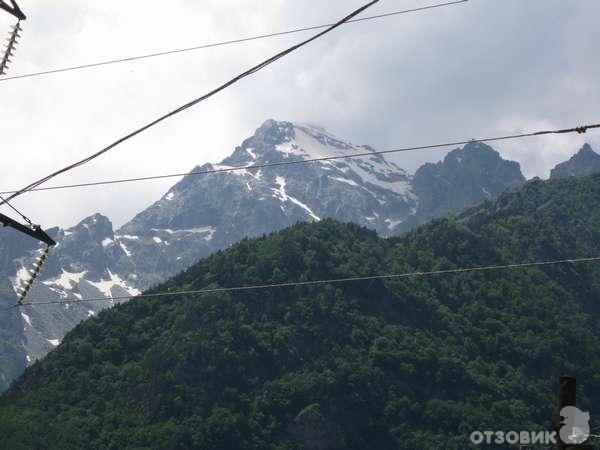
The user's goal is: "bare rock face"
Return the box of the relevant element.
[407,141,526,227]
[550,143,600,179]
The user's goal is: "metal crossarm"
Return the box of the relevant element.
[0,0,26,20]
[1,213,56,305]
[0,213,56,246]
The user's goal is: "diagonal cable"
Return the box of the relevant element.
[0,0,384,207]
[0,1,468,82]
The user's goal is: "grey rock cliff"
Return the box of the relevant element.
[550,143,600,179]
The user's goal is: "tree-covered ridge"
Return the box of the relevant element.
[1,175,599,449]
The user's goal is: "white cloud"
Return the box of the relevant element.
[1,0,599,230]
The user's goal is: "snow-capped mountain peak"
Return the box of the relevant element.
[219,120,414,201]
[0,119,530,387]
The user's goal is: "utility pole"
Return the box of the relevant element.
[0,1,55,306]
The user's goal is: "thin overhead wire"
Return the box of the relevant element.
[0,1,468,83]
[0,0,385,207]
[13,256,600,308]
[1,123,598,196]
[0,193,32,225]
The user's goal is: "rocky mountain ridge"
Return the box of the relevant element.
[550,143,600,179]
[0,119,594,391]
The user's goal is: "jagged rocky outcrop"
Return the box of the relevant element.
[0,119,530,390]
[550,143,600,179]
[405,142,526,227]
[4,214,139,377]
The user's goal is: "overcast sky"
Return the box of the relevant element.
[1,0,599,229]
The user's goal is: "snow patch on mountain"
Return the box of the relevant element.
[21,312,32,328]
[345,158,413,197]
[273,124,414,202]
[185,227,216,240]
[11,266,30,292]
[87,269,140,298]
[44,270,87,291]
[119,241,132,257]
[333,177,359,187]
[151,227,216,240]
[385,218,404,230]
[102,238,114,247]
[117,235,139,240]
[276,126,350,160]
[272,176,320,221]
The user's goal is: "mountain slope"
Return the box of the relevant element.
[1,174,599,449]
[550,143,600,179]
[116,120,418,288]
[407,141,525,226]
[0,119,528,390]
[0,227,34,389]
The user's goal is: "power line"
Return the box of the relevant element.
[0,1,468,83]
[1,123,598,196]
[0,0,385,208]
[0,193,32,224]
[13,256,600,308]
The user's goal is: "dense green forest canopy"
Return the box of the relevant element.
[0,174,599,449]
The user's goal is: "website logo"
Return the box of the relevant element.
[559,405,590,444]
[469,406,590,446]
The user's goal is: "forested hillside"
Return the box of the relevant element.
[0,174,599,449]
[0,120,529,388]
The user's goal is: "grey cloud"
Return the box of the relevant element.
[1,0,599,229]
